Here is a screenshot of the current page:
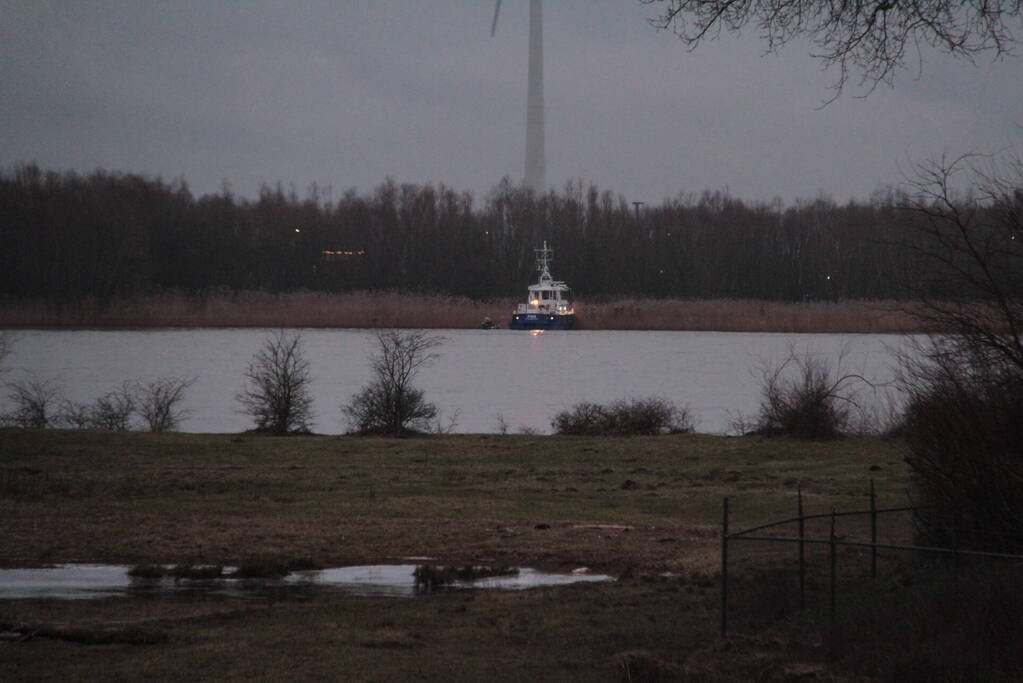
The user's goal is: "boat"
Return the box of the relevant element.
[509,241,576,330]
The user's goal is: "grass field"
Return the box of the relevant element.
[0,429,913,680]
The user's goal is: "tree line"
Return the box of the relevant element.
[0,162,978,303]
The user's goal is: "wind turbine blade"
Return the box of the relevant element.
[490,0,502,37]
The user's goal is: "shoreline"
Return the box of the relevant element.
[0,291,933,334]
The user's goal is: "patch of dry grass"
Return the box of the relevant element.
[576,297,929,333]
[0,291,938,332]
[0,429,907,572]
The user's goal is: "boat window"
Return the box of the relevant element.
[541,291,552,300]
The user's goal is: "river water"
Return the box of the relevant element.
[2,329,910,434]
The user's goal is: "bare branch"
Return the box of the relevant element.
[644,0,1022,97]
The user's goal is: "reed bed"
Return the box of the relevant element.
[575,297,928,334]
[0,291,932,333]
[0,291,514,330]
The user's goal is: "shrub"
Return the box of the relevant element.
[748,351,864,440]
[342,330,443,436]
[88,382,136,431]
[900,356,1023,553]
[551,397,694,436]
[236,330,314,434]
[4,376,64,428]
[57,399,93,429]
[135,376,195,432]
[895,154,1023,554]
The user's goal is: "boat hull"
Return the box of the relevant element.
[509,313,575,330]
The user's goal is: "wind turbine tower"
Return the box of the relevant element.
[491,0,546,192]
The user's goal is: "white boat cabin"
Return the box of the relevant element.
[515,242,574,315]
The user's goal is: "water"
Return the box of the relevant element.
[0,564,613,600]
[2,329,910,434]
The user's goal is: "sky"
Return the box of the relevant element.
[2,0,1021,207]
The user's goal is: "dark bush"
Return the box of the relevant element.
[552,397,694,436]
[749,352,863,440]
[901,363,1023,553]
[827,565,1023,681]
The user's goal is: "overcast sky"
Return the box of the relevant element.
[2,1,1020,206]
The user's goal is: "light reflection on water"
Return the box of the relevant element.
[3,329,910,434]
[0,564,612,601]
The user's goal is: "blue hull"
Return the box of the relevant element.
[509,313,575,330]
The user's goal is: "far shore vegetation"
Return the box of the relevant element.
[0,291,935,333]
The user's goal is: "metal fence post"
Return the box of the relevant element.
[798,485,806,609]
[870,479,877,580]
[721,496,729,637]
[829,508,837,629]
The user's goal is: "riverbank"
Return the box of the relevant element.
[4,430,1015,680]
[0,291,930,333]
[1,429,920,680]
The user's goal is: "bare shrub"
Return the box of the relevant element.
[88,382,136,431]
[236,330,314,434]
[552,397,694,436]
[4,376,64,428]
[494,413,509,435]
[135,376,195,432]
[57,399,93,429]
[342,330,443,436]
[748,350,867,440]
[430,409,460,435]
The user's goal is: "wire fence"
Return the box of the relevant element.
[720,482,1023,636]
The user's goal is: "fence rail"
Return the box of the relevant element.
[720,482,1023,636]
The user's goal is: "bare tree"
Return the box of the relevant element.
[4,376,64,429]
[896,154,1023,551]
[901,154,1023,374]
[644,1,1022,98]
[135,376,196,432]
[236,330,315,434]
[342,330,443,436]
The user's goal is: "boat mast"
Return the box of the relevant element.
[536,241,553,284]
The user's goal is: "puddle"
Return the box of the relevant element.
[0,564,612,600]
